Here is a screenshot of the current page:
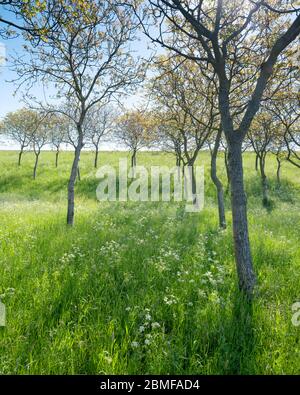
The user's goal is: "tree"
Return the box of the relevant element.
[271,89,300,169]
[208,125,226,229]
[155,118,184,168]
[49,114,68,168]
[0,108,36,165]
[150,55,217,206]
[285,127,300,169]
[31,112,50,179]
[247,110,277,206]
[0,1,66,39]
[136,0,300,296]
[116,109,154,170]
[13,1,145,225]
[270,134,286,186]
[85,104,116,168]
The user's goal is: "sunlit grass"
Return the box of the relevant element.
[0,150,299,374]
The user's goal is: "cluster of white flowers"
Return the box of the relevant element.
[163,294,178,306]
[59,244,85,265]
[99,240,121,260]
[130,307,162,349]
[147,241,181,273]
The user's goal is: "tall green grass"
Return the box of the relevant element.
[0,150,299,374]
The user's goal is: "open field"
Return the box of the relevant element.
[0,150,300,374]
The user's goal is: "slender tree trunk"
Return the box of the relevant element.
[33,151,40,180]
[228,140,256,296]
[94,147,99,169]
[259,154,269,206]
[67,134,83,226]
[131,150,137,177]
[18,147,24,166]
[176,155,181,178]
[276,157,281,186]
[211,128,226,229]
[185,162,197,206]
[55,147,59,168]
[255,153,259,171]
[77,166,81,181]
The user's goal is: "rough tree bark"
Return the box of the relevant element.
[210,128,226,229]
[228,139,256,295]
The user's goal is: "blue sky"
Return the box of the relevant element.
[0,0,162,119]
[0,34,24,118]
[0,32,155,119]
[0,15,160,149]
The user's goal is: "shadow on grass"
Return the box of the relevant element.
[217,292,255,374]
[0,174,27,193]
[246,175,298,205]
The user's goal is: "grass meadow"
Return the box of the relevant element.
[0,149,299,374]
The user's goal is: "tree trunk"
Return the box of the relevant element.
[211,128,226,229]
[276,157,281,186]
[176,155,181,178]
[259,154,269,206]
[55,148,59,168]
[77,166,81,181]
[67,135,83,226]
[33,152,40,180]
[18,147,24,166]
[184,162,197,206]
[228,141,256,296]
[94,147,99,169]
[255,153,259,172]
[131,151,137,168]
[131,150,137,177]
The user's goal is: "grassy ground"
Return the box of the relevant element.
[0,149,299,374]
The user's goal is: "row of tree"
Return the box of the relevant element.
[0,105,157,176]
[0,106,112,172]
[0,0,299,297]
[148,54,300,213]
[1,77,299,211]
